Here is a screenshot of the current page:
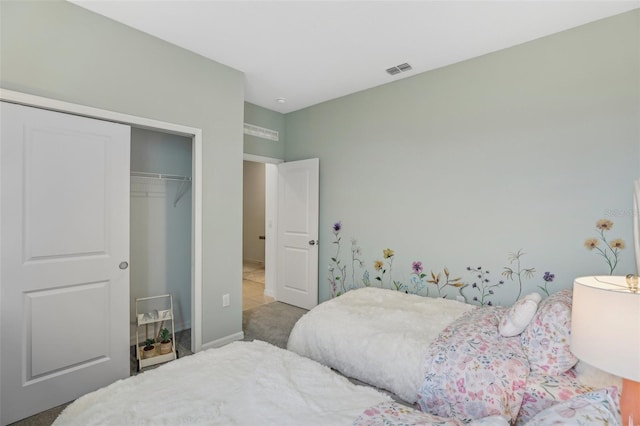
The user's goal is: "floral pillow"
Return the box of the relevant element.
[417,307,529,423]
[520,289,577,375]
[499,292,542,337]
[524,387,620,425]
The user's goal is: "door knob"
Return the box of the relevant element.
[119,261,129,270]
[308,240,319,246]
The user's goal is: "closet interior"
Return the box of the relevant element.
[129,127,193,346]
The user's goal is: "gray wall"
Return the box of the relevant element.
[131,128,193,176]
[243,161,266,263]
[1,0,245,344]
[244,102,285,159]
[285,10,640,305]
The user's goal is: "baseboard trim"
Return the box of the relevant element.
[201,331,244,351]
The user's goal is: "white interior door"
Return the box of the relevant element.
[0,102,130,425]
[276,158,319,310]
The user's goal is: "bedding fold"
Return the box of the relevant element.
[352,401,510,426]
[288,287,476,403]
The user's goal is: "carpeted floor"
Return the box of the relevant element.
[10,301,307,426]
[242,301,308,348]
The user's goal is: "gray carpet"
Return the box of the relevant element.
[10,301,307,426]
[242,301,308,348]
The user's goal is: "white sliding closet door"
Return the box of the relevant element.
[0,102,130,425]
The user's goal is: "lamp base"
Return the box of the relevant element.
[621,378,640,426]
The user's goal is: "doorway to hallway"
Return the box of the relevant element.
[242,261,273,311]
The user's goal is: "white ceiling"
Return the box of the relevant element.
[70,1,639,114]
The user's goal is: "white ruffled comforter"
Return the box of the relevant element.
[53,340,392,426]
[287,287,476,403]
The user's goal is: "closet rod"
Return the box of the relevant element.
[130,171,192,182]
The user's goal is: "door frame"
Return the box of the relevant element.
[243,154,282,300]
[0,88,203,354]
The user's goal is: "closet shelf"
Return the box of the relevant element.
[131,171,192,206]
[130,171,192,182]
[136,309,173,326]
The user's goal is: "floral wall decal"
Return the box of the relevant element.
[539,272,555,296]
[426,268,466,298]
[584,219,625,275]
[351,238,365,290]
[501,249,536,302]
[375,248,402,290]
[328,221,347,297]
[328,221,554,306]
[410,261,427,294]
[465,266,503,306]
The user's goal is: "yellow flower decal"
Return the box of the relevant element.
[585,219,625,274]
[610,239,625,250]
[596,219,613,231]
[584,238,599,250]
[383,248,395,259]
[374,260,384,271]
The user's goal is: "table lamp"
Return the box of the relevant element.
[571,275,640,426]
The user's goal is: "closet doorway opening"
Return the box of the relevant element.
[242,155,281,311]
[130,128,193,359]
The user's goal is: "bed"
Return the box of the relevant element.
[287,287,623,424]
[287,287,476,403]
[52,340,509,426]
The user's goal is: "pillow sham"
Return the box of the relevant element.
[499,292,542,337]
[521,289,577,375]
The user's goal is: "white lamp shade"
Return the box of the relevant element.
[571,276,640,382]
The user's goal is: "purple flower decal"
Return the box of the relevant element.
[539,271,555,296]
[332,221,342,233]
[412,261,423,274]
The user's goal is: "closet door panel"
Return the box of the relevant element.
[25,126,108,259]
[1,102,130,425]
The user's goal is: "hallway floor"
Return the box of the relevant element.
[243,261,273,311]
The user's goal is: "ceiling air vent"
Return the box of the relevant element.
[243,123,279,141]
[386,66,401,75]
[386,62,413,76]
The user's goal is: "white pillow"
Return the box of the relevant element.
[498,292,542,337]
